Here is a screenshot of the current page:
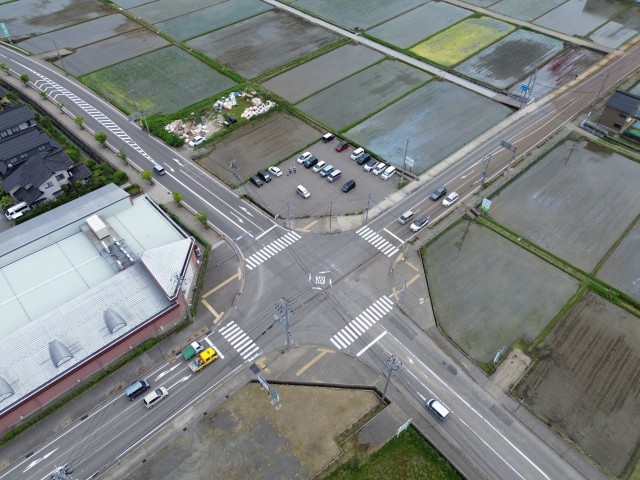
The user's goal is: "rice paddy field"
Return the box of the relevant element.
[410,16,515,67]
[366,2,470,49]
[129,0,227,24]
[262,44,384,103]
[155,0,273,41]
[596,220,640,302]
[489,0,565,22]
[534,0,624,37]
[346,81,512,173]
[81,46,236,115]
[296,60,431,131]
[455,29,564,89]
[589,21,639,49]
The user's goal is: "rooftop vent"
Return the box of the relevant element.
[48,340,73,368]
[104,308,127,333]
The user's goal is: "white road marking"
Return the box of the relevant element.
[357,331,387,357]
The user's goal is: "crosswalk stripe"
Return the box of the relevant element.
[350,321,364,335]
[357,314,372,327]
[381,296,394,308]
[340,328,354,342]
[375,299,392,312]
[370,304,386,318]
[243,344,260,357]
[337,331,351,345]
[263,245,278,255]
[361,311,376,325]
[353,316,370,330]
[362,230,376,241]
[235,337,253,351]
[344,325,359,339]
[330,338,343,349]
[356,226,369,235]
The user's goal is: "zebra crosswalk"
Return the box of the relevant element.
[356,227,399,257]
[245,231,301,270]
[330,296,394,350]
[218,321,261,361]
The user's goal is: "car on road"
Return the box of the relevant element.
[430,187,447,201]
[268,166,282,177]
[335,140,349,152]
[442,192,459,207]
[297,152,312,164]
[250,175,263,187]
[372,162,386,175]
[341,179,356,192]
[356,153,371,165]
[409,216,429,232]
[188,135,205,147]
[364,158,378,172]
[312,160,326,173]
[296,185,310,198]
[143,387,169,409]
[319,164,334,178]
[426,398,449,421]
[303,156,318,169]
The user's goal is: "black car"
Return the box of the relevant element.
[257,169,271,182]
[341,179,356,192]
[223,116,237,126]
[250,175,264,187]
[356,153,371,165]
[303,156,319,169]
[430,187,447,201]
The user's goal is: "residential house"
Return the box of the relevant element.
[599,90,640,133]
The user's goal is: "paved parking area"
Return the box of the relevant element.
[241,138,399,218]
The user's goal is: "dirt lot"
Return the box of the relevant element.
[424,220,579,363]
[596,217,640,302]
[517,292,640,477]
[489,139,640,273]
[123,383,379,479]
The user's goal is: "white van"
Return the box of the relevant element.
[350,148,364,160]
[426,398,449,421]
[398,210,414,225]
[381,165,396,180]
[372,162,386,175]
[4,202,30,220]
[327,169,342,183]
[143,387,168,409]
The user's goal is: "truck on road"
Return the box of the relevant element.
[181,341,204,361]
[189,347,219,372]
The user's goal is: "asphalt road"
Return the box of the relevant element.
[2,29,639,480]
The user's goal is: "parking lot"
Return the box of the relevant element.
[241,137,400,219]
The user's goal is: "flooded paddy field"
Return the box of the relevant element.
[518,291,640,477]
[81,46,236,115]
[597,219,640,302]
[129,0,227,24]
[489,140,640,273]
[297,60,430,131]
[455,29,564,89]
[589,20,639,49]
[346,81,512,173]
[262,44,383,103]
[489,0,565,22]
[367,2,471,49]
[534,0,625,36]
[187,10,338,79]
[155,0,273,41]
[425,220,579,363]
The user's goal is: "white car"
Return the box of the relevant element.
[296,185,310,198]
[409,216,429,232]
[268,166,283,177]
[312,160,326,173]
[372,162,386,175]
[188,135,205,147]
[297,152,312,164]
[442,192,460,207]
[143,387,168,409]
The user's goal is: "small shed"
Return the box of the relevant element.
[599,90,640,133]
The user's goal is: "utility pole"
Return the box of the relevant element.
[128,87,150,134]
[479,154,492,187]
[363,193,371,224]
[274,297,292,350]
[228,158,241,184]
[403,138,409,171]
[52,39,68,76]
[586,72,610,122]
[381,355,401,404]
[329,200,332,231]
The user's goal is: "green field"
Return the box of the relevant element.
[81,46,236,115]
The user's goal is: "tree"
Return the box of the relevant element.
[39,91,47,100]
[94,131,107,146]
[19,73,29,85]
[0,63,9,74]
[196,211,208,229]
[74,116,84,129]
[118,147,127,164]
[141,170,153,184]
[172,191,183,206]
[0,195,13,211]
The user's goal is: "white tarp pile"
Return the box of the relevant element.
[241,97,276,120]
[213,92,238,111]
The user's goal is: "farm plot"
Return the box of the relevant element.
[596,219,640,302]
[187,10,338,79]
[589,21,639,49]
[155,0,273,41]
[346,81,512,173]
[81,46,236,115]
[281,0,426,30]
[517,292,640,477]
[489,0,565,22]
[198,112,321,184]
[459,0,497,6]
[411,17,515,67]
[534,0,624,36]
[3,0,108,39]
[489,140,640,272]
[129,0,226,24]
[425,220,579,363]
[55,29,169,76]
[455,29,563,90]
[114,0,149,7]
[297,60,430,131]
[19,14,139,54]
[367,2,470,49]
[262,44,383,103]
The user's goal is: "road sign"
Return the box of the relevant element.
[520,84,529,92]
[270,387,279,403]
[481,198,492,212]
[405,156,415,170]
[256,373,270,392]
[0,23,9,38]
[397,418,412,437]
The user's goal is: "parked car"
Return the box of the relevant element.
[341,179,356,192]
[319,164,334,178]
[322,132,336,142]
[296,185,310,198]
[222,116,237,126]
[250,175,263,187]
[303,156,318,169]
[335,140,349,152]
[409,216,429,232]
[143,387,169,409]
[442,192,460,207]
[356,153,371,165]
[350,147,365,160]
[372,162,386,175]
[430,187,447,201]
[312,160,326,173]
[297,152,312,164]
[268,166,283,177]
[188,135,205,147]
[257,169,271,182]
[363,158,378,172]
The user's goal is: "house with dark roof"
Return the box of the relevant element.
[599,90,640,133]
[0,127,54,177]
[0,104,36,139]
